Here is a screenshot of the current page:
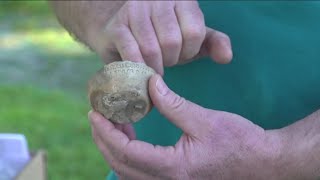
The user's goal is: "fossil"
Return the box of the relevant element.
[88,61,155,124]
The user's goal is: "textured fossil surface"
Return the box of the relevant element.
[88,61,155,124]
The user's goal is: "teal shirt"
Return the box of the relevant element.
[108,2,320,179]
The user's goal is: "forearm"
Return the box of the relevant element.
[276,110,320,179]
[49,0,125,50]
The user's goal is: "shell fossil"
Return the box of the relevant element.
[88,61,156,124]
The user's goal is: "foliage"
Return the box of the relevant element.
[0,1,50,16]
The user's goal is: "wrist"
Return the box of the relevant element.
[84,1,127,60]
[267,127,320,180]
[258,130,284,180]
[51,1,126,58]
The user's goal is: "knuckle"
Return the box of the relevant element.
[184,25,205,42]
[169,94,186,113]
[141,43,160,59]
[217,31,231,44]
[161,36,182,50]
[207,110,236,128]
[117,149,130,165]
[109,158,121,172]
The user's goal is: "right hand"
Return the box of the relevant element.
[89,74,280,180]
[92,1,233,75]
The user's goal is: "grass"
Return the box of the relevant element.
[0,85,109,179]
[0,1,110,179]
[0,28,91,56]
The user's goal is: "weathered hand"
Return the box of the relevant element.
[88,74,283,180]
[91,0,232,75]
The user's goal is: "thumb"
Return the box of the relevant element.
[203,27,233,64]
[149,74,211,136]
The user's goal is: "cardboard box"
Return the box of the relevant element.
[15,150,47,180]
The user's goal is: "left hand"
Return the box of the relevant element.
[90,1,233,75]
[88,74,282,180]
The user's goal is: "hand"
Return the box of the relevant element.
[88,74,283,180]
[92,1,233,75]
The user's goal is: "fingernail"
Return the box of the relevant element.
[156,75,168,96]
[88,110,99,123]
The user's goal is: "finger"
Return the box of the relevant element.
[109,23,144,63]
[123,124,136,140]
[204,27,233,64]
[177,28,233,65]
[92,126,148,180]
[89,111,176,174]
[175,1,206,61]
[93,130,173,180]
[91,126,114,164]
[149,74,212,137]
[114,123,124,132]
[89,112,137,176]
[151,1,182,67]
[129,2,164,75]
[114,123,136,141]
[89,111,130,158]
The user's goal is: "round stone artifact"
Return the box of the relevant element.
[88,61,156,124]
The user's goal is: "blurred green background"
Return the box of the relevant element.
[0,1,109,179]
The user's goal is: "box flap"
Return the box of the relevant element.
[15,150,47,180]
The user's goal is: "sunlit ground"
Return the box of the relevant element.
[0,1,109,179]
[1,29,86,55]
